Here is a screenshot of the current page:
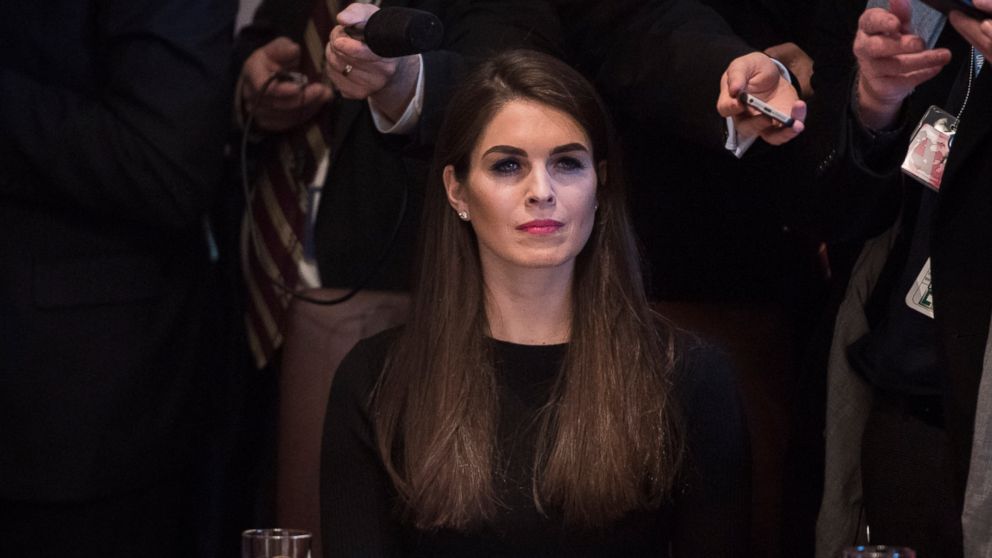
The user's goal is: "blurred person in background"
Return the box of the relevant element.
[0,0,235,556]
[803,0,992,555]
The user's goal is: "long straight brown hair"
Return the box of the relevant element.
[371,50,683,530]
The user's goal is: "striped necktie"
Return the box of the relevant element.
[244,0,339,369]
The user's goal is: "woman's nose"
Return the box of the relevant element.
[526,170,555,206]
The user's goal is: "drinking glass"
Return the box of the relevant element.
[842,545,916,558]
[242,528,312,558]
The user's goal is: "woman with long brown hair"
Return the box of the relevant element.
[320,49,748,557]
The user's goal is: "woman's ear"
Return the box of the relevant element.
[597,160,608,186]
[443,165,467,213]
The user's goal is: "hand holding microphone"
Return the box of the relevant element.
[341,6,443,57]
[325,4,441,122]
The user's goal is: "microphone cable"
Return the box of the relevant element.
[239,71,408,306]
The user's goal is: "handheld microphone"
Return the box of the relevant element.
[343,7,443,58]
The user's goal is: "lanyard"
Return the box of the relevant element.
[953,47,984,129]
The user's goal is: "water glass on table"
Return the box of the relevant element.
[242,528,312,558]
[842,545,916,557]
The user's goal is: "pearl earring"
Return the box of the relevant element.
[457,210,470,221]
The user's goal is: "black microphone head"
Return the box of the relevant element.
[364,7,443,58]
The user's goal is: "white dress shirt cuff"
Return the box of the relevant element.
[369,54,425,135]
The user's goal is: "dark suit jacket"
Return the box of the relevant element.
[932,62,992,507]
[235,0,563,291]
[933,59,992,505]
[885,37,992,501]
[0,1,234,500]
[811,24,992,503]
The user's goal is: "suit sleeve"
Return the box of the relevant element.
[763,0,906,243]
[586,0,754,150]
[0,0,235,232]
[415,0,565,147]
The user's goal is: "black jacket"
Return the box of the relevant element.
[0,0,235,500]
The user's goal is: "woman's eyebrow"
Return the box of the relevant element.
[482,145,527,157]
[550,143,590,155]
[482,143,590,157]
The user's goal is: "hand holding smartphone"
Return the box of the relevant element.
[737,92,795,128]
[919,0,989,19]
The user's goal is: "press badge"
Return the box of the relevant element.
[901,106,957,191]
[905,258,935,319]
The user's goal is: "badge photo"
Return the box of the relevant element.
[901,106,958,192]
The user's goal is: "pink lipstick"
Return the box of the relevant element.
[516,219,563,234]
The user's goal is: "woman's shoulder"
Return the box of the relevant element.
[649,314,734,388]
[331,326,405,400]
[352,326,404,359]
[670,331,741,419]
[675,332,735,380]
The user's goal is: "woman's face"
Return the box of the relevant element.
[444,99,600,279]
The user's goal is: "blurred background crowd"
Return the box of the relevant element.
[3,0,992,556]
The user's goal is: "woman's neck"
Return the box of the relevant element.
[482,263,573,345]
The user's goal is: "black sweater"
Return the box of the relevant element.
[321,330,749,557]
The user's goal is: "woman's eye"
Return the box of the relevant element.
[491,158,521,175]
[555,156,586,172]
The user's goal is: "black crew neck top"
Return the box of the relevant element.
[321,329,749,557]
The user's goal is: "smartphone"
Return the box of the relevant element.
[738,92,795,128]
[274,71,308,86]
[918,0,988,18]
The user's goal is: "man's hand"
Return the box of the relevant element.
[764,42,814,98]
[948,0,992,61]
[717,52,807,146]
[324,3,420,123]
[853,0,951,130]
[240,37,334,132]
